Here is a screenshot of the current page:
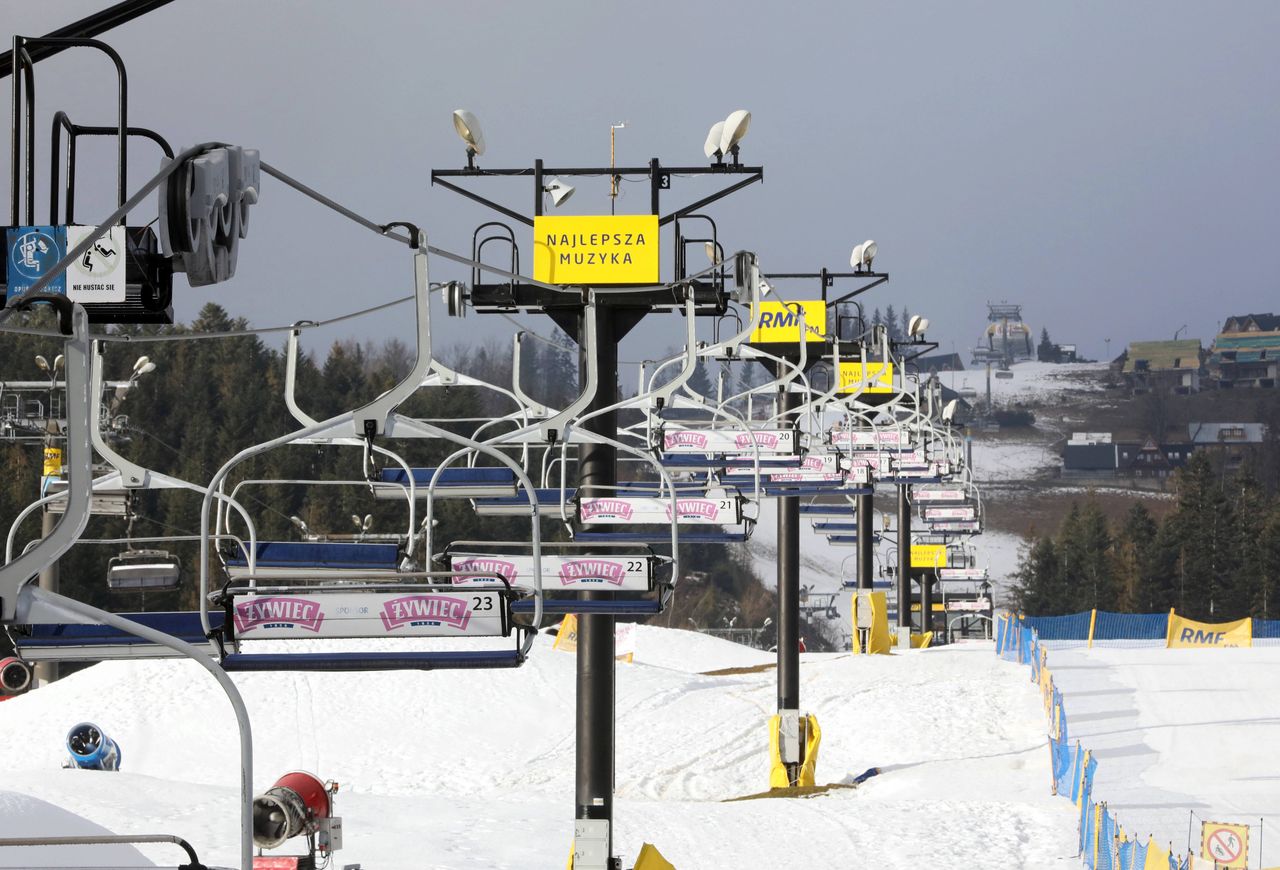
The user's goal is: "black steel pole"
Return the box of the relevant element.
[777,388,801,716]
[576,304,617,864]
[897,484,911,639]
[856,491,874,589]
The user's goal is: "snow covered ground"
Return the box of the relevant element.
[1047,646,1280,867]
[0,634,1081,870]
[944,361,1108,406]
[970,439,1058,484]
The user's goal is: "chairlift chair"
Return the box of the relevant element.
[106,549,181,591]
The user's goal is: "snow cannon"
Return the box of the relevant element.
[252,772,341,853]
[0,657,32,695]
[66,722,121,771]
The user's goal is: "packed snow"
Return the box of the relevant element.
[1047,646,1280,866]
[946,361,1108,406]
[0,633,1082,869]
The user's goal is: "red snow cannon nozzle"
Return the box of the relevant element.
[252,771,335,849]
[0,657,32,696]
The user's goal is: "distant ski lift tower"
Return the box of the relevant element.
[971,301,1033,367]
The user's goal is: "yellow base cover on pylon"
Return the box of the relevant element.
[910,631,933,649]
[633,843,677,870]
[767,713,822,788]
[851,591,891,654]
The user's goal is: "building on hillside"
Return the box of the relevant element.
[1189,422,1268,473]
[1117,436,1195,479]
[1209,313,1280,388]
[909,352,965,374]
[1121,339,1202,394]
[1060,431,1198,482]
[1063,433,1118,479]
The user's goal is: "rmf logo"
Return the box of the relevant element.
[1179,628,1228,645]
[757,311,822,335]
[753,301,827,341]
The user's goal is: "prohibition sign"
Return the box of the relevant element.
[1204,825,1244,864]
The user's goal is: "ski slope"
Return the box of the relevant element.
[1048,646,1280,866]
[0,633,1080,869]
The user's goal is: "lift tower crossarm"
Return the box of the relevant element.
[0,0,176,79]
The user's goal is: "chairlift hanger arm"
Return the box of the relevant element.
[0,1,174,79]
[0,302,92,622]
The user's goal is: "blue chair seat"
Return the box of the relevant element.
[225,541,399,570]
[473,488,576,515]
[756,484,870,497]
[378,467,518,497]
[17,611,222,661]
[613,480,711,495]
[220,649,523,672]
[800,503,857,515]
[573,530,750,544]
[511,598,662,616]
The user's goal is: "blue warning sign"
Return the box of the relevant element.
[6,226,68,303]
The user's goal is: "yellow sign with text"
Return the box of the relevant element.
[1166,613,1252,648]
[911,544,948,569]
[749,300,828,344]
[838,362,894,394]
[533,214,658,284]
[42,446,63,477]
[552,614,578,652]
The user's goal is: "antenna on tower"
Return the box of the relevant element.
[610,122,626,213]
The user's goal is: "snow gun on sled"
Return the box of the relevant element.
[252,771,343,870]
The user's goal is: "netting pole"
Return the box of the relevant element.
[1088,608,1097,649]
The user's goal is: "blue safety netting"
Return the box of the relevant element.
[1022,611,1091,641]
[1118,837,1135,870]
[1051,737,1075,795]
[1083,800,1097,867]
[1092,611,1168,644]
[1253,618,1280,639]
[1099,809,1119,870]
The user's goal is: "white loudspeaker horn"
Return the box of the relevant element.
[545,178,575,207]
[704,121,726,159]
[719,110,752,155]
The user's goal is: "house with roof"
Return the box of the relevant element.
[1122,339,1203,394]
[1189,422,1268,472]
[1209,313,1280,388]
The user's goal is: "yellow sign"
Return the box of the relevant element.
[552,614,578,652]
[1201,821,1249,868]
[837,361,894,394]
[42,446,63,477]
[749,300,828,344]
[1167,612,1252,648]
[911,544,948,569]
[533,214,658,284]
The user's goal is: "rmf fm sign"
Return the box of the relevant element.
[533,215,658,284]
[749,300,828,344]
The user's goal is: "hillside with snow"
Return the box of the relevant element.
[0,633,1080,869]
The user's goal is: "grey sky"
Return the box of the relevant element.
[5,1,1278,366]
